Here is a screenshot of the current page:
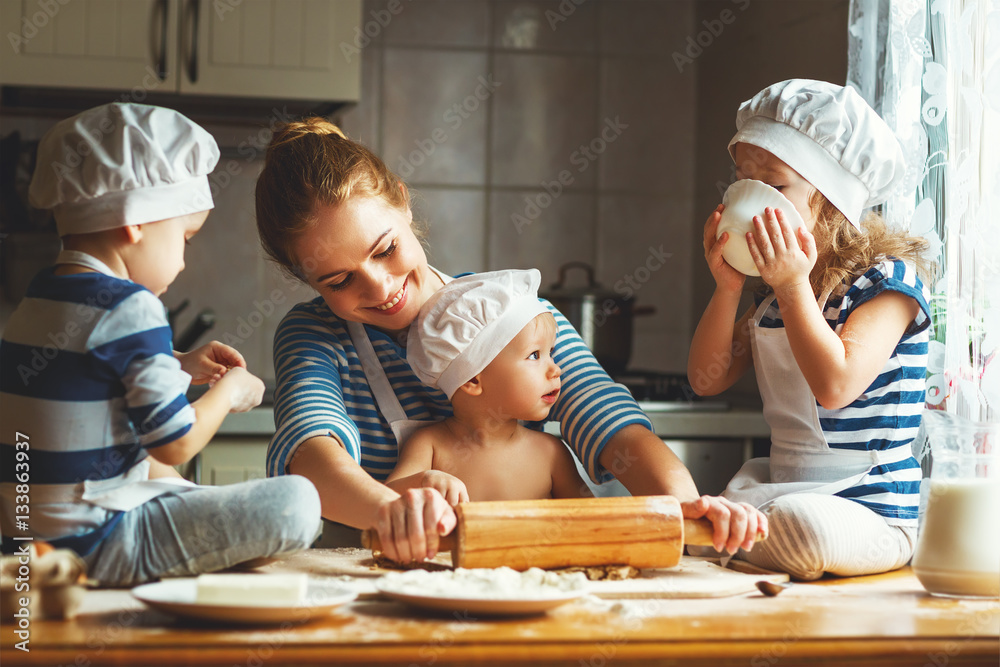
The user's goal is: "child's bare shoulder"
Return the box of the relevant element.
[520,428,569,455]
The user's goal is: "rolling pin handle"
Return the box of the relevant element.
[361,529,458,556]
[683,519,766,547]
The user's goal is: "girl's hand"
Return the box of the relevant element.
[375,488,458,562]
[703,204,746,293]
[175,341,248,385]
[681,495,768,554]
[747,206,817,294]
[213,366,265,412]
[420,471,470,506]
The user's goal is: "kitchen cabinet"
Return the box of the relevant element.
[0,0,360,101]
[197,435,268,486]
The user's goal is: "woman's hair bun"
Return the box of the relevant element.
[268,117,347,153]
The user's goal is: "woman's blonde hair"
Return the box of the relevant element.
[255,117,410,278]
[806,191,933,299]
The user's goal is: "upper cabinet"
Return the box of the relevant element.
[0,0,361,102]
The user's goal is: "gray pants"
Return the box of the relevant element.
[83,476,321,587]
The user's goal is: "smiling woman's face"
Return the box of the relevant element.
[292,196,442,335]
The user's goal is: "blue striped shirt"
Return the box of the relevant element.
[0,269,194,555]
[755,258,930,525]
[268,290,653,484]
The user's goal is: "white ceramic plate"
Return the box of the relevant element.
[374,583,584,617]
[132,577,355,625]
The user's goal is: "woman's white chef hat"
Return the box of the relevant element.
[728,79,906,229]
[29,103,219,236]
[407,269,550,399]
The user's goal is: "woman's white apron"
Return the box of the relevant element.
[722,294,911,509]
[346,267,452,447]
[56,250,198,512]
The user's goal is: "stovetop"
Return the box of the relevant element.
[613,370,729,411]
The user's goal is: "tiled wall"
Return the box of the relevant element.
[0,0,850,387]
[338,0,699,380]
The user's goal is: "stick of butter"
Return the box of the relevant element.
[195,573,308,605]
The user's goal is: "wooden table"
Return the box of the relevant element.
[3,564,997,666]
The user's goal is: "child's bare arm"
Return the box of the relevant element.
[688,206,754,396]
[146,367,264,466]
[780,287,919,410]
[386,431,469,505]
[548,436,594,499]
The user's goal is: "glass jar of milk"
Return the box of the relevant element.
[912,411,1000,598]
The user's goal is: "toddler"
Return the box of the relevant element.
[0,103,320,586]
[688,80,932,580]
[387,269,592,502]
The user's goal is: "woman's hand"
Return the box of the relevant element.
[175,341,248,385]
[747,207,817,295]
[681,495,768,554]
[703,204,746,293]
[375,488,458,563]
[420,471,470,506]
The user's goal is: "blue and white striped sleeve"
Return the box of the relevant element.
[268,306,362,477]
[847,259,931,335]
[89,290,194,449]
[540,300,653,483]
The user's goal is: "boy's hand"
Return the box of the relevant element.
[419,471,470,506]
[747,206,817,295]
[175,341,248,385]
[213,366,265,413]
[703,204,746,293]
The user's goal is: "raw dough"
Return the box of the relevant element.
[378,567,587,599]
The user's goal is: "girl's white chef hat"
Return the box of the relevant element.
[407,269,549,399]
[728,79,906,229]
[29,103,219,236]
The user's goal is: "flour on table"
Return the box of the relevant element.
[378,567,588,599]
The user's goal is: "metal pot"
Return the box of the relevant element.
[540,262,654,377]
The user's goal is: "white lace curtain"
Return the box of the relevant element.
[847,0,1000,422]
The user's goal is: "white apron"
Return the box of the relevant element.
[722,294,911,509]
[56,250,198,512]
[345,267,452,446]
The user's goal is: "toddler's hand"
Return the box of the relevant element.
[747,206,817,294]
[214,366,265,413]
[703,204,746,293]
[176,341,248,385]
[419,471,470,506]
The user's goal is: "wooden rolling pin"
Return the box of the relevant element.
[361,495,764,570]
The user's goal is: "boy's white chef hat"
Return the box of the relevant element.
[29,103,219,236]
[728,79,906,229]
[407,269,550,399]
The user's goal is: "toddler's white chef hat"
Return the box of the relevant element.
[29,103,219,236]
[407,269,549,399]
[728,79,906,229]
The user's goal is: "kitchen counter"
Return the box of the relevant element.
[3,556,997,666]
[217,405,771,439]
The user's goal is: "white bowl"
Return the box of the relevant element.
[717,180,805,276]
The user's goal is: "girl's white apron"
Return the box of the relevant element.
[722,294,911,509]
[56,250,197,512]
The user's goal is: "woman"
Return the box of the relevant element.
[255,119,766,562]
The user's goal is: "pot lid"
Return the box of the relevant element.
[541,262,616,299]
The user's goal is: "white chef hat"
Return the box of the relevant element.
[728,79,906,229]
[29,103,219,236]
[407,269,550,399]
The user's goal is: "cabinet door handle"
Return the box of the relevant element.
[156,0,169,80]
[185,0,200,84]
